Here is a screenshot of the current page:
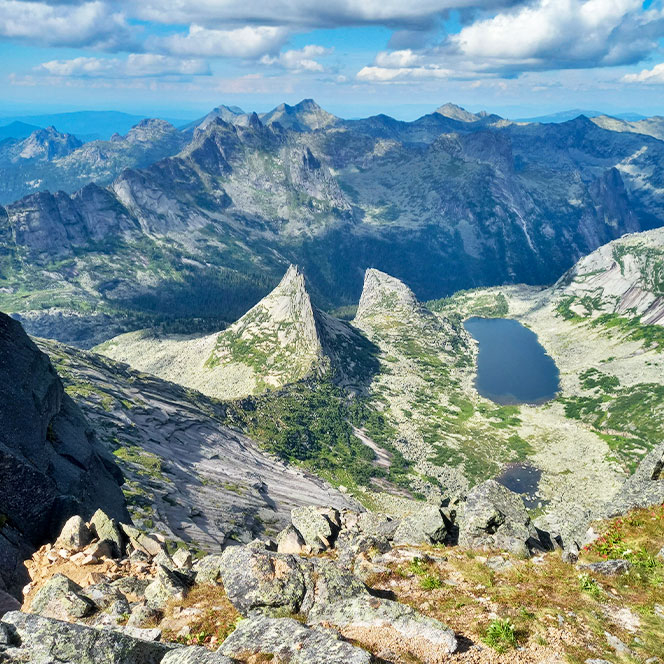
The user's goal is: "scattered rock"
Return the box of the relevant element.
[579,559,632,575]
[605,631,630,655]
[219,546,307,616]
[309,596,458,657]
[81,582,128,611]
[54,516,92,551]
[193,555,225,585]
[220,616,372,664]
[161,646,234,663]
[485,555,515,573]
[29,573,96,621]
[145,565,189,610]
[122,626,162,641]
[291,506,340,553]
[111,576,150,598]
[277,525,308,555]
[302,558,368,617]
[172,549,193,570]
[392,503,450,546]
[1,610,172,663]
[89,510,124,559]
[458,480,544,557]
[126,605,161,628]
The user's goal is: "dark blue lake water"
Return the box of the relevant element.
[463,317,560,405]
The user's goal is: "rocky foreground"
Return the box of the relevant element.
[1,441,662,664]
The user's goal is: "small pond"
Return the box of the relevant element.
[463,317,560,405]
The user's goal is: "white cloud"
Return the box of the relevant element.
[451,0,664,70]
[152,24,289,58]
[374,49,424,68]
[622,63,664,84]
[260,45,332,72]
[357,65,453,82]
[38,54,210,77]
[0,0,135,50]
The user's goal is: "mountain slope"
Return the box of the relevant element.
[97,265,377,399]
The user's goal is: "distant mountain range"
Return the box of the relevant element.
[0,110,191,141]
[1,99,664,347]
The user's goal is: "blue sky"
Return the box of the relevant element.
[1,0,663,121]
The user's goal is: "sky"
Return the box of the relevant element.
[1,0,663,121]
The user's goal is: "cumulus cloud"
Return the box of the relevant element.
[0,0,136,50]
[153,25,288,58]
[132,0,521,29]
[38,53,210,77]
[260,45,332,72]
[356,65,453,82]
[451,0,664,71]
[357,0,664,82]
[622,63,664,84]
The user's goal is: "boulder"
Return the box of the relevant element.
[121,524,163,558]
[193,554,225,585]
[29,573,96,621]
[161,646,234,663]
[308,596,458,658]
[355,512,399,540]
[89,510,124,558]
[458,480,544,557]
[301,558,368,617]
[145,565,189,610]
[54,516,92,551]
[126,605,161,628]
[392,504,451,546]
[277,524,308,555]
[1,611,172,664]
[291,506,340,553]
[579,559,632,575]
[111,576,150,598]
[81,582,129,612]
[172,548,193,570]
[219,546,307,616]
[220,616,372,664]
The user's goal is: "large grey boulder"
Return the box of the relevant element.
[0,313,128,595]
[276,524,308,555]
[392,503,451,546]
[144,565,189,610]
[602,442,664,517]
[193,554,225,585]
[89,510,124,558]
[54,515,93,551]
[309,596,458,657]
[220,616,372,664]
[161,646,234,663]
[219,546,307,616]
[1,611,172,664]
[458,480,543,557]
[300,558,368,616]
[29,573,96,621]
[291,506,340,553]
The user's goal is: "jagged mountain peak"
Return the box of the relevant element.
[260,99,339,131]
[18,126,82,160]
[435,103,481,123]
[355,268,420,320]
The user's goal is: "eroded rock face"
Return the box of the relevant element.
[0,611,172,664]
[220,616,372,664]
[457,480,544,557]
[0,313,128,596]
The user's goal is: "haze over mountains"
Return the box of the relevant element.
[2,99,664,349]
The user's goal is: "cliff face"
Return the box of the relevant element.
[0,313,128,596]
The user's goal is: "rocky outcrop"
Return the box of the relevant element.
[0,611,172,664]
[0,313,128,596]
[98,264,378,399]
[457,480,547,557]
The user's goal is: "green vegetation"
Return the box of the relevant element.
[482,618,518,653]
[429,289,509,318]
